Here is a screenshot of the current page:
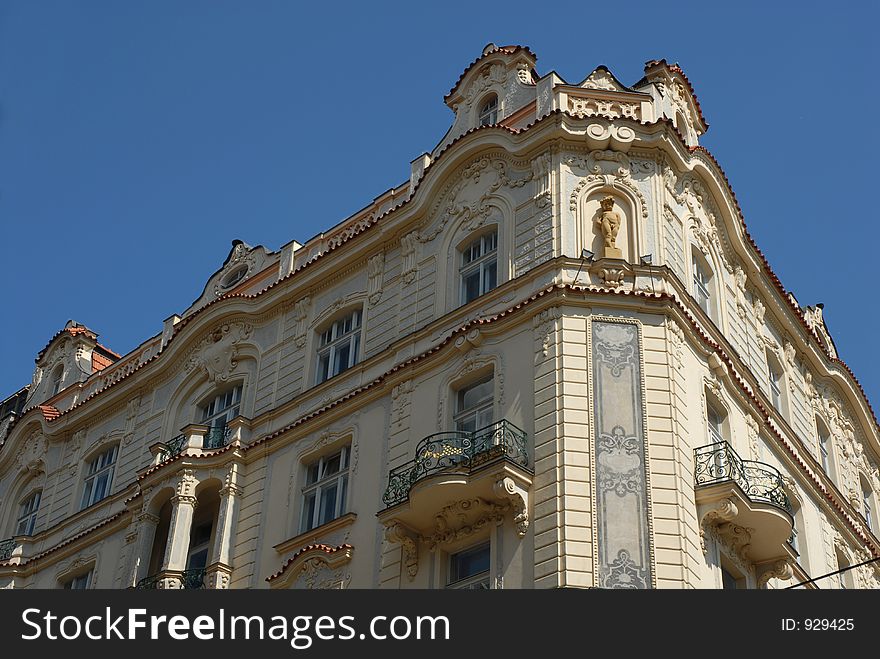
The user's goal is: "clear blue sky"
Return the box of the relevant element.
[1,1,878,411]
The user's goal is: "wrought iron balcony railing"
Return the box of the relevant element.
[694,441,792,515]
[0,538,16,561]
[203,425,232,450]
[135,568,206,589]
[383,419,529,507]
[158,426,232,461]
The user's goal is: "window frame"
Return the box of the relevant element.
[316,309,362,384]
[299,445,351,534]
[16,490,41,537]
[691,250,714,318]
[459,230,498,306]
[862,478,874,532]
[447,541,491,590]
[453,376,495,433]
[80,444,118,510]
[63,569,93,590]
[201,384,243,429]
[706,402,726,445]
[477,95,498,127]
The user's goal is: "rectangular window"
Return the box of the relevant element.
[460,231,498,305]
[448,543,490,589]
[300,446,350,533]
[16,491,41,536]
[64,569,93,590]
[707,405,725,444]
[454,377,494,433]
[80,445,118,509]
[768,360,783,409]
[864,490,873,531]
[201,384,242,448]
[818,427,830,473]
[316,310,361,384]
[692,255,711,315]
[187,521,213,570]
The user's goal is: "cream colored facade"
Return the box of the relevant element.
[1,44,878,590]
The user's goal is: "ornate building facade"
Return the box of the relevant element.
[1,44,878,590]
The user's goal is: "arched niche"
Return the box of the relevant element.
[582,189,638,263]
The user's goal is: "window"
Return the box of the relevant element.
[454,377,494,433]
[862,479,874,532]
[767,353,783,410]
[300,446,350,533]
[835,550,853,589]
[51,365,64,396]
[63,569,93,590]
[478,95,498,126]
[448,543,490,589]
[187,521,213,570]
[692,252,713,316]
[316,310,361,384]
[16,491,41,536]
[707,403,725,445]
[80,445,118,509]
[460,230,498,305]
[817,419,832,475]
[201,384,242,435]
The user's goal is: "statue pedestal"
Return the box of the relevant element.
[601,247,623,259]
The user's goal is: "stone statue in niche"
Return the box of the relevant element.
[595,196,623,258]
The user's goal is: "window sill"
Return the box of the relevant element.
[273,512,357,555]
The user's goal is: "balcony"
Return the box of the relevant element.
[383,420,530,508]
[155,425,232,462]
[694,441,795,564]
[0,538,15,562]
[135,568,205,590]
[378,420,532,577]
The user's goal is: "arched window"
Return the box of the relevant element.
[50,365,64,396]
[80,444,118,509]
[460,229,498,305]
[316,308,362,384]
[15,490,41,536]
[691,249,716,320]
[766,350,785,412]
[478,95,498,126]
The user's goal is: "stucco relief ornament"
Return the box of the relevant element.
[17,432,48,474]
[593,323,636,376]
[594,196,622,259]
[186,322,252,383]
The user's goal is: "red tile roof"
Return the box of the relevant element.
[265,544,353,582]
[38,405,60,421]
[35,322,98,362]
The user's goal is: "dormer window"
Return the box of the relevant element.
[220,266,247,290]
[50,365,64,396]
[478,95,498,126]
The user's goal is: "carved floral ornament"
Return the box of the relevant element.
[184,322,252,384]
[418,155,535,244]
[16,431,48,475]
[664,165,735,274]
[384,478,529,580]
[268,545,353,590]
